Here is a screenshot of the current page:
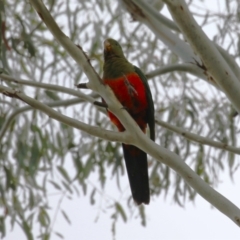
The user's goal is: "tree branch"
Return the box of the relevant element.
[131,117,240,227]
[146,63,203,79]
[0,73,95,103]
[0,98,83,142]
[164,0,240,113]
[28,0,146,142]
[155,9,240,82]
[28,0,240,227]
[156,119,240,155]
[120,0,212,84]
[120,0,240,95]
[0,85,130,143]
[29,0,102,91]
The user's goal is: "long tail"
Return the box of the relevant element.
[122,144,150,205]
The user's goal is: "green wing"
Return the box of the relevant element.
[134,66,155,141]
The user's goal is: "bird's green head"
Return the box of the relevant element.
[103,38,126,61]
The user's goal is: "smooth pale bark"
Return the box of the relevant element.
[0,85,128,143]
[164,0,240,113]
[0,98,82,141]
[156,119,240,155]
[0,74,95,103]
[146,63,203,79]
[15,0,239,227]
[121,0,240,93]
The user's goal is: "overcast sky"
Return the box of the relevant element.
[6,1,240,239]
[7,167,240,240]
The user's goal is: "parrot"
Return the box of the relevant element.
[103,38,155,205]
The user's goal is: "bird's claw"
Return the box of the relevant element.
[76,83,88,89]
[94,101,108,108]
[121,106,128,111]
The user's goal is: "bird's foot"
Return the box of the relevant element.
[76,83,88,89]
[94,101,108,108]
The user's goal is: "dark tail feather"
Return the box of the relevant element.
[122,144,150,205]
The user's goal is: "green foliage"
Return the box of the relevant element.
[0,0,239,239]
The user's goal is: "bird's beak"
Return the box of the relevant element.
[104,40,111,51]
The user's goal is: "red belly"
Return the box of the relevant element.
[104,73,148,132]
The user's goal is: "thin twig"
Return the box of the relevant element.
[0,98,82,141]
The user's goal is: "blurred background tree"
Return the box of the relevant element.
[0,0,240,239]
